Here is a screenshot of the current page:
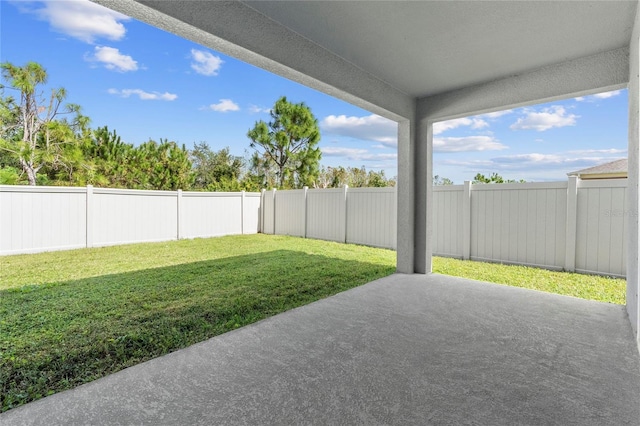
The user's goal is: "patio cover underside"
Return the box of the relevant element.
[2,274,638,425]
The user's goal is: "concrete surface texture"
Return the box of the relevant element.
[1,273,638,425]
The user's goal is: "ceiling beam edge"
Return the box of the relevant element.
[418,47,630,122]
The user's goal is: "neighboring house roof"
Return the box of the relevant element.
[568,159,627,179]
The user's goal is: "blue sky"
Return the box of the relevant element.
[1,0,629,183]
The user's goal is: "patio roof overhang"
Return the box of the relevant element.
[92,0,640,347]
[95,1,634,119]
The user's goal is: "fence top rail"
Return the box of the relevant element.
[93,187,177,196]
[433,185,464,192]
[182,191,260,198]
[579,178,627,189]
[471,181,568,191]
[275,189,307,196]
[347,187,396,193]
[307,188,347,194]
[0,185,87,194]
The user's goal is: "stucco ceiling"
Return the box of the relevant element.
[96,0,636,117]
[243,1,636,98]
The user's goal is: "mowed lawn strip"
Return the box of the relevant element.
[0,235,625,412]
[0,235,395,412]
[433,256,625,305]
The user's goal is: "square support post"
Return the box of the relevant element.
[397,118,415,273]
[628,5,640,347]
[397,102,430,274]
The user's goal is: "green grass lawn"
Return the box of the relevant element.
[0,235,625,412]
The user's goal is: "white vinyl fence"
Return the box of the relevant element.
[261,186,397,250]
[433,177,628,277]
[3,179,629,277]
[0,185,261,256]
[265,177,629,277]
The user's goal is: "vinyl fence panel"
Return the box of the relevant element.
[1,185,261,256]
[346,187,397,250]
[181,192,244,238]
[575,179,627,277]
[306,188,347,243]
[470,182,567,270]
[0,186,87,255]
[274,189,306,237]
[92,188,178,247]
[432,185,464,257]
[262,190,276,234]
[243,193,262,234]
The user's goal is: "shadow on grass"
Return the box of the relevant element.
[0,250,394,412]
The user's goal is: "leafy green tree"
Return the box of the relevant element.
[0,61,87,185]
[77,126,135,187]
[433,175,454,185]
[314,165,395,188]
[247,96,321,188]
[314,166,348,188]
[366,169,394,187]
[190,142,244,191]
[132,139,194,190]
[473,172,525,184]
[0,166,21,184]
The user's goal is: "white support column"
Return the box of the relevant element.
[565,176,579,272]
[397,117,416,273]
[627,5,640,346]
[397,101,429,274]
[462,181,472,260]
[423,118,433,273]
[86,185,93,248]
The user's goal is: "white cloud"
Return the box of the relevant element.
[441,152,626,176]
[249,104,271,114]
[320,114,397,147]
[575,89,622,102]
[478,109,514,119]
[433,136,508,153]
[190,49,223,76]
[322,147,397,162]
[593,90,622,99]
[27,0,129,43]
[488,153,625,173]
[510,106,578,131]
[206,99,240,112]
[86,46,137,72]
[108,88,177,101]
[433,117,489,135]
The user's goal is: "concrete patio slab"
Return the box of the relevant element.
[1,273,639,425]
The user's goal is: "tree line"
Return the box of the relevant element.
[0,61,395,190]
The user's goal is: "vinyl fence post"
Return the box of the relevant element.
[565,176,579,272]
[176,189,183,240]
[241,190,245,235]
[260,189,266,233]
[303,186,308,238]
[272,188,277,235]
[462,181,472,260]
[86,185,93,248]
[343,185,349,244]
